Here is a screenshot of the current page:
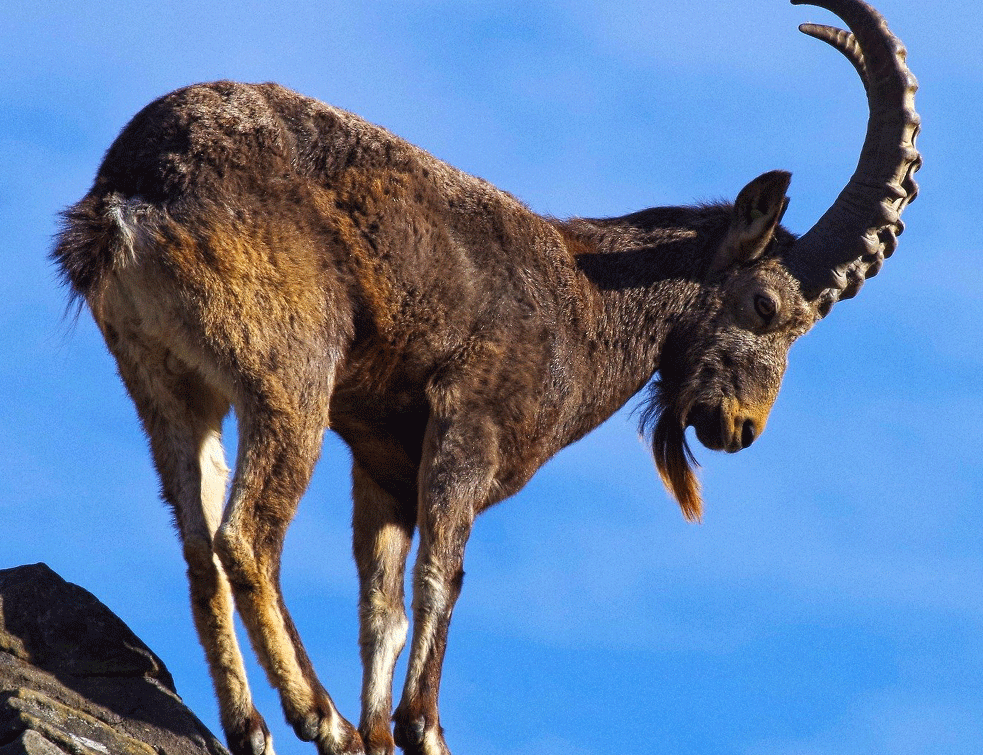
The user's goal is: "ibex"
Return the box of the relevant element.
[53,0,919,753]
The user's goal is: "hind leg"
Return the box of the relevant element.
[104,326,274,755]
[214,378,363,755]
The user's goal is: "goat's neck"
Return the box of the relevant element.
[553,212,712,415]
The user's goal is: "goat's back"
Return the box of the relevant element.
[53,82,588,465]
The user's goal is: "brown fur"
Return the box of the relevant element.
[53,84,815,755]
[52,3,919,753]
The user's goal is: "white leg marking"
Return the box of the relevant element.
[362,592,409,719]
[402,562,451,698]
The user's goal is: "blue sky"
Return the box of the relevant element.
[2,1,981,754]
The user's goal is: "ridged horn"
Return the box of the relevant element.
[785,0,921,316]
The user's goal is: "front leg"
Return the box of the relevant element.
[393,416,496,755]
[351,464,415,755]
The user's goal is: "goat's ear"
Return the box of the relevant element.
[708,170,791,277]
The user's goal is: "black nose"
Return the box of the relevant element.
[741,419,757,448]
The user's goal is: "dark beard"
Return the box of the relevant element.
[638,377,703,522]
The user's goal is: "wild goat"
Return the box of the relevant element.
[53,0,919,753]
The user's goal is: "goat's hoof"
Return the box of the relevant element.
[315,721,365,755]
[293,712,321,742]
[249,726,274,755]
[392,712,421,749]
[227,710,274,755]
[392,714,449,755]
[359,722,396,755]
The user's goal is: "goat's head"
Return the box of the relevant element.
[644,0,920,522]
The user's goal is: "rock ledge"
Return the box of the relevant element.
[0,563,227,755]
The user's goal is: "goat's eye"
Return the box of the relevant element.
[754,293,777,322]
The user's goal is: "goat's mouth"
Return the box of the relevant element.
[687,402,757,453]
[687,404,728,451]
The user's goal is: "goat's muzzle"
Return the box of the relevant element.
[687,400,765,454]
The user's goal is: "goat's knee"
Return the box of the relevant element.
[213,522,265,588]
[359,591,409,654]
[183,533,215,575]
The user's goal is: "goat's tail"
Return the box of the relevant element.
[52,192,152,312]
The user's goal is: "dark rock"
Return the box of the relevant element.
[0,564,228,755]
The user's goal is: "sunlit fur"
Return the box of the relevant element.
[51,2,919,748]
[53,109,813,753]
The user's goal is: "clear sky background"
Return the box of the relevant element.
[2,1,981,754]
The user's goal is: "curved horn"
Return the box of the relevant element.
[785,0,921,316]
